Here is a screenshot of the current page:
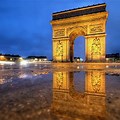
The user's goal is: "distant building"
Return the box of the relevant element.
[26,56,48,62]
[106,53,120,62]
[0,54,21,61]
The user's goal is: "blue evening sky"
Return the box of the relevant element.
[0,0,120,59]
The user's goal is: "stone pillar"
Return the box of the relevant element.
[85,34,106,62]
[53,37,70,62]
[69,40,74,62]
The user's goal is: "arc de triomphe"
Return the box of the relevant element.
[51,3,108,62]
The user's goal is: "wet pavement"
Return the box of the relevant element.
[0,63,120,120]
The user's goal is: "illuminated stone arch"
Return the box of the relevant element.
[51,3,108,62]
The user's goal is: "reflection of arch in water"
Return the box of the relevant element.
[69,72,86,100]
[52,71,106,119]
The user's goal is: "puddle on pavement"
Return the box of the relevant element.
[0,64,120,120]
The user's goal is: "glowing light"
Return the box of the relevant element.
[106,65,109,68]
[0,56,6,61]
[0,56,4,58]
[19,74,32,79]
[19,57,23,61]
[106,58,109,61]
[44,59,47,61]
[35,58,38,61]
[0,61,15,65]
[80,58,83,62]
[20,60,28,65]
[0,79,5,84]
[77,59,80,62]
[77,66,80,69]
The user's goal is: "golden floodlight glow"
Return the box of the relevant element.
[0,55,6,61]
[0,61,15,65]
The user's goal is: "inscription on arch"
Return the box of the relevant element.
[90,24,104,34]
[54,29,65,38]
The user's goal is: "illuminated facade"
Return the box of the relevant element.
[0,54,21,61]
[51,3,108,62]
[52,71,106,118]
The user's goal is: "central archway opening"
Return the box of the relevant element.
[69,33,86,62]
[74,36,85,62]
